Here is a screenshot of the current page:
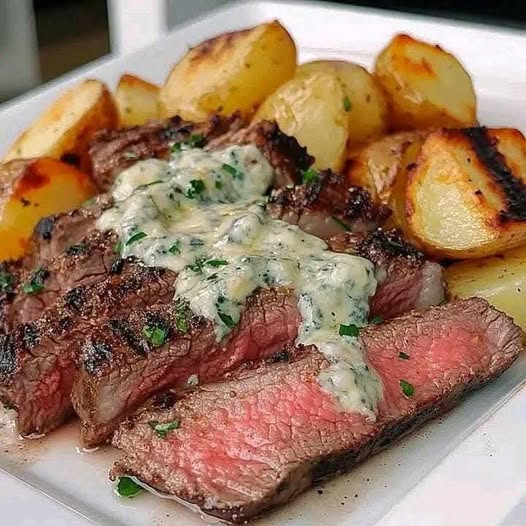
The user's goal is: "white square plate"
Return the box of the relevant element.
[0,2,525,525]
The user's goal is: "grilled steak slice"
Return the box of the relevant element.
[0,263,176,436]
[329,228,445,317]
[267,170,390,238]
[86,113,245,190]
[111,298,523,523]
[72,287,300,446]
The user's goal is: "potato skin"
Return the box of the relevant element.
[446,244,526,332]
[0,158,97,261]
[374,34,477,131]
[347,130,425,203]
[3,80,117,166]
[254,71,350,171]
[297,60,388,148]
[115,74,160,127]
[405,127,526,259]
[159,21,296,121]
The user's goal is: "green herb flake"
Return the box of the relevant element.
[215,180,223,190]
[126,231,147,246]
[66,243,88,256]
[222,163,244,179]
[174,302,188,333]
[400,379,415,397]
[22,267,48,295]
[186,179,205,199]
[370,315,384,325]
[116,476,143,498]
[0,272,14,293]
[142,325,169,347]
[343,95,352,112]
[168,241,181,255]
[218,310,236,329]
[171,133,205,153]
[399,351,410,360]
[188,257,206,273]
[301,167,318,184]
[114,240,123,255]
[338,323,361,337]
[206,259,228,268]
[148,419,181,438]
[331,215,351,231]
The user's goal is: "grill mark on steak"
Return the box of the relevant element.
[111,298,523,523]
[0,262,176,436]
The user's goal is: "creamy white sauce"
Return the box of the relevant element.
[97,145,382,418]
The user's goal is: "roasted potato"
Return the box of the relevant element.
[159,21,296,121]
[374,34,477,131]
[446,245,526,332]
[347,130,425,203]
[254,71,350,171]
[3,79,117,166]
[405,127,526,259]
[115,74,160,127]
[0,158,97,261]
[296,60,388,148]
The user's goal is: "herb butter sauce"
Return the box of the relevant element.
[97,144,382,419]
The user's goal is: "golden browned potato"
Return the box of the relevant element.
[3,79,117,165]
[374,34,477,131]
[115,74,160,127]
[0,158,97,261]
[159,21,296,121]
[405,127,526,259]
[296,60,388,147]
[347,130,425,203]
[254,71,349,171]
[446,245,526,332]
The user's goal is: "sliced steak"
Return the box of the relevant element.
[0,263,176,436]
[111,298,523,523]
[86,113,245,190]
[329,228,445,317]
[267,170,390,239]
[72,287,300,447]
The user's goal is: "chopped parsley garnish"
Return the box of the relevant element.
[66,243,88,256]
[222,163,244,179]
[116,476,143,498]
[301,167,318,184]
[186,179,205,199]
[126,231,147,246]
[174,302,188,333]
[171,133,205,153]
[215,180,223,190]
[188,257,206,273]
[399,351,410,360]
[114,240,123,255]
[168,241,181,255]
[206,273,218,281]
[0,272,14,293]
[148,419,181,438]
[339,323,360,337]
[206,259,228,268]
[143,324,169,347]
[331,215,351,231]
[400,379,415,397]
[370,315,384,325]
[22,267,48,295]
[217,310,236,329]
[343,95,352,112]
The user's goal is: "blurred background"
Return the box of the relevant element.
[1,0,525,104]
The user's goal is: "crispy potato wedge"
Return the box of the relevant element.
[347,130,425,203]
[3,79,117,166]
[159,21,296,121]
[446,245,526,332]
[405,127,526,259]
[297,60,388,147]
[374,34,477,131]
[115,74,160,127]
[254,71,349,171]
[0,158,97,261]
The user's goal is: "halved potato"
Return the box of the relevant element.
[296,60,388,148]
[254,71,349,171]
[446,244,526,332]
[159,21,297,121]
[3,79,117,165]
[115,74,160,127]
[0,158,97,261]
[347,130,425,203]
[405,127,526,259]
[374,34,477,131]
